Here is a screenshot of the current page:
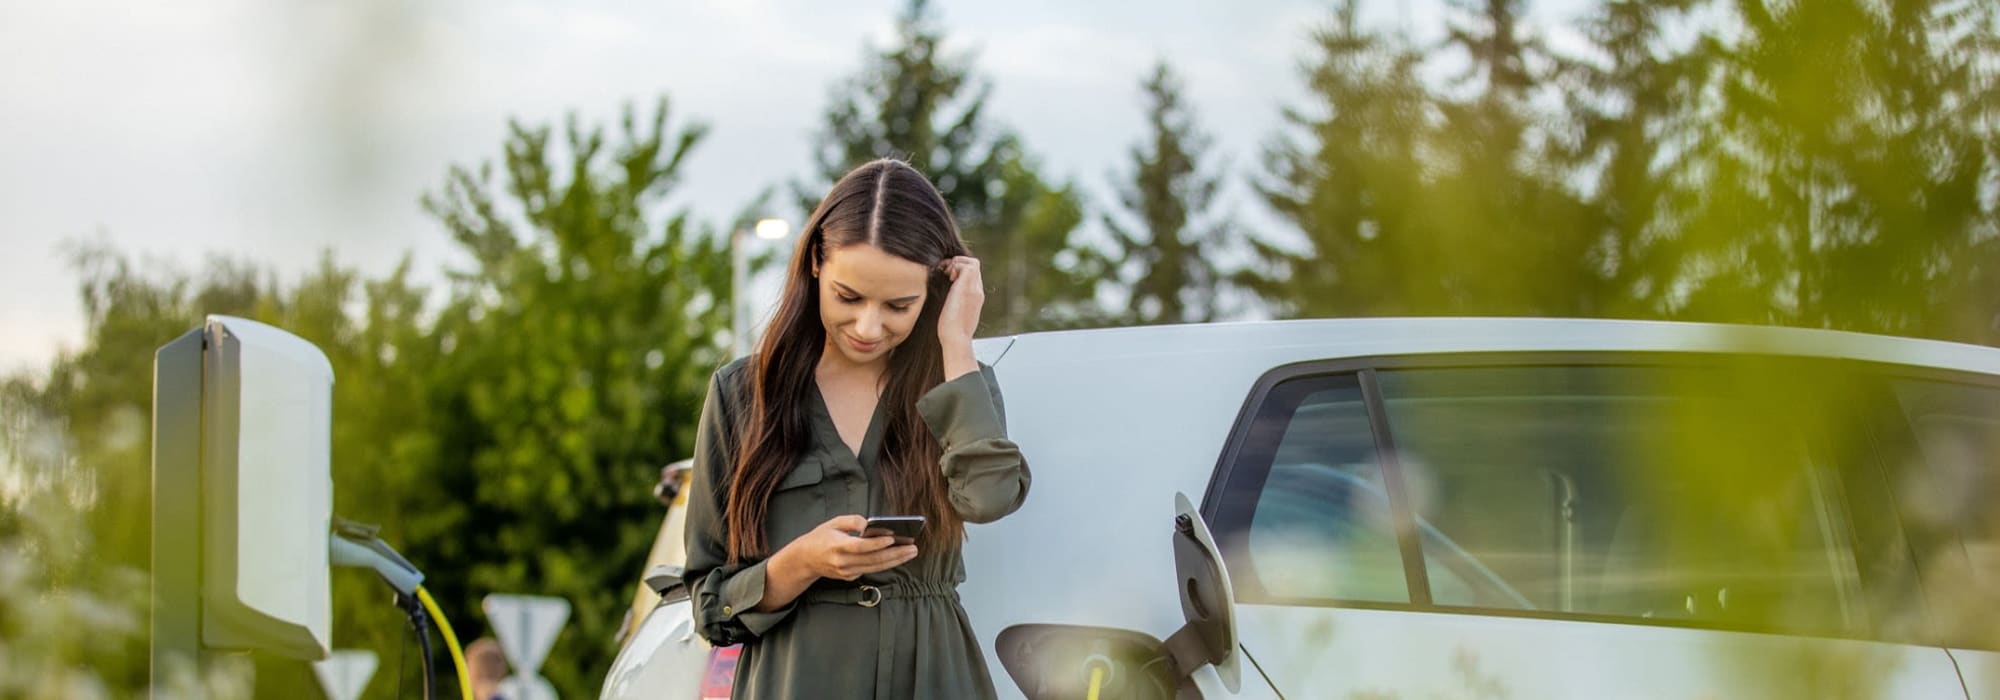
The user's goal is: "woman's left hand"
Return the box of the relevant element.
[936,256,983,350]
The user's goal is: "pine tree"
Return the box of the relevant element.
[1673,0,1998,342]
[1103,61,1232,325]
[1561,0,1709,318]
[1426,0,1600,315]
[1249,0,1434,317]
[807,0,1100,333]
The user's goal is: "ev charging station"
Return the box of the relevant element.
[151,315,456,697]
[151,315,337,687]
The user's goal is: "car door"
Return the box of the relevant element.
[1205,355,1967,698]
[1870,373,2000,698]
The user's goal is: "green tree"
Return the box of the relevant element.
[1558,0,1710,319]
[985,140,1100,329]
[807,0,1100,333]
[1425,0,1601,315]
[1248,0,1434,317]
[1444,0,1537,95]
[1670,0,1998,343]
[417,97,733,697]
[1253,0,1596,318]
[1102,61,1233,325]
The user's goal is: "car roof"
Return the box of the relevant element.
[979,317,2000,376]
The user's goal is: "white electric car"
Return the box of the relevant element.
[602,318,2000,699]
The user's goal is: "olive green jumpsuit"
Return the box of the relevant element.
[683,358,1031,699]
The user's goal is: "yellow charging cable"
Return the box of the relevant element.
[415,585,474,700]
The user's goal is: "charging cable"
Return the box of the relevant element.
[331,519,473,700]
[1082,653,1114,700]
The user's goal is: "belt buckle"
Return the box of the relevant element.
[857,585,882,608]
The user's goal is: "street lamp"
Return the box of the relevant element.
[732,217,792,358]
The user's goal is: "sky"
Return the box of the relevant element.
[0,0,1597,376]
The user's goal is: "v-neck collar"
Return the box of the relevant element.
[809,378,886,469]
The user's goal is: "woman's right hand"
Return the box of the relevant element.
[778,514,919,582]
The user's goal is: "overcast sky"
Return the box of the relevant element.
[0,0,1596,376]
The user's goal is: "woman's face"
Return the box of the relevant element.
[816,243,931,367]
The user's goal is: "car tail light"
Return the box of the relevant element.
[699,645,741,700]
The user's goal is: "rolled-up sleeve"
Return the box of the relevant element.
[684,366,800,645]
[916,363,1031,524]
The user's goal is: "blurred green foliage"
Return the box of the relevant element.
[1249,0,1998,345]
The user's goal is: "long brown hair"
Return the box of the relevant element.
[724,158,970,561]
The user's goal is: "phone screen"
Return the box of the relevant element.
[861,515,925,545]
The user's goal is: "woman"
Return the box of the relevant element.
[682,158,1031,698]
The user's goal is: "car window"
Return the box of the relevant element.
[1885,378,2000,647]
[1375,365,1861,635]
[1242,382,1409,603]
[1223,376,1524,606]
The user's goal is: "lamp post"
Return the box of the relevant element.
[732,217,792,359]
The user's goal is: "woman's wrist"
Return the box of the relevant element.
[754,541,817,613]
[767,541,815,587]
[941,340,976,380]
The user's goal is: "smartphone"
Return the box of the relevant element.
[861,515,926,545]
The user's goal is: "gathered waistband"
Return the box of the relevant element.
[801,580,959,607]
